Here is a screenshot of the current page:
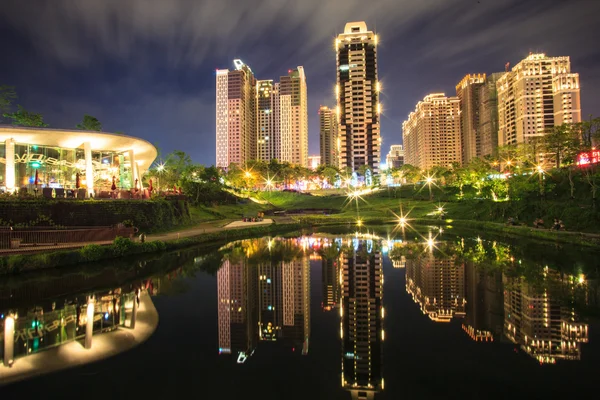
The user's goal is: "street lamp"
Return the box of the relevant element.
[424,175,435,201]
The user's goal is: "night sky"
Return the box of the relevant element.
[1,0,599,165]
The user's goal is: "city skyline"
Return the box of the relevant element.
[2,1,599,165]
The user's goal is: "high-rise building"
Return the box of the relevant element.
[402,94,462,170]
[336,22,381,174]
[497,53,581,147]
[216,59,257,169]
[456,74,486,164]
[503,271,588,364]
[478,73,504,158]
[340,240,383,398]
[405,250,465,322]
[319,105,339,167]
[280,67,308,167]
[321,255,339,311]
[385,144,404,169]
[256,80,293,163]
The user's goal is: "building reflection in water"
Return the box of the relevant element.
[217,238,310,364]
[398,238,590,364]
[340,238,384,400]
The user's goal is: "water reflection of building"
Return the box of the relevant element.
[341,240,383,399]
[462,262,503,341]
[322,257,340,311]
[392,256,406,269]
[217,246,310,362]
[406,252,465,322]
[503,270,589,364]
[217,259,257,363]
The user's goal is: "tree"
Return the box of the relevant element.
[542,124,580,168]
[77,115,102,131]
[0,85,17,116]
[399,164,421,184]
[3,105,49,127]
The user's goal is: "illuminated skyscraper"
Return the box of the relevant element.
[321,255,339,311]
[478,73,504,158]
[503,270,588,364]
[405,250,465,322]
[340,239,383,398]
[456,74,486,164]
[497,53,581,146]
[336,22,381,174]
[217,259,257,363]
[280,67,309,167]
[257,80,292,162]
[403,94,462,170]
[319,105,339,167]
[216,59,257,169]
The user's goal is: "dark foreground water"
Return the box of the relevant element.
[1,226,599,399]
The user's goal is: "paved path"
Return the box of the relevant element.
[0,291,159,386]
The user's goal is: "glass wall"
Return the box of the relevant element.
[3,141,134,193]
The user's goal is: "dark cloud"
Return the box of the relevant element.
[1,0,599,162]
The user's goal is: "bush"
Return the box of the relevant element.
[80,244,108,262]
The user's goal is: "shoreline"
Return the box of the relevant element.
[1,216,599,276]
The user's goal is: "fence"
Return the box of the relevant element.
[0,226,135,251]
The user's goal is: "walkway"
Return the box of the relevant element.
[145,218,276,242]
[0,291,159,386]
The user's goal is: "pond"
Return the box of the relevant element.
[1,227,599,399]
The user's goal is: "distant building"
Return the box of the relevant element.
[403,94,461,170]
[308,155,321,170]
[217,61,307,168]
[497,53,581,147]
[319,106,339,167]
[216,59,257,169]
[336,22,381,174]
[280,67,309,167]
[478,73,504,158]
[456,74,486,164]
[385,145,404,169]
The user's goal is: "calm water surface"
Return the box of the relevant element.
[1,227,599,399]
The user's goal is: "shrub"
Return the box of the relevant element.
[80,244,107,262]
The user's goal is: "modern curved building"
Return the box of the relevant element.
[0,126,158,195]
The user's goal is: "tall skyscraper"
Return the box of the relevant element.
[456,74,486,164]
[319,105,339,167]
[280,67,308,167]
[478,73,504,158]
[385,144,404,169]
[497,53,581,146]
[216,59,257,169]
[402,94,462,170]
[336,22,381,174]
[340,240,383,398]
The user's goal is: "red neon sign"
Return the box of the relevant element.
[577,150,600,166]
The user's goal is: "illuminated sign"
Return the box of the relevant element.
[577,150,600,166]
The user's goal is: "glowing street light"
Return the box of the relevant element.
[356,218,363,227]
[245,171,252,178]
[424,175,435,200]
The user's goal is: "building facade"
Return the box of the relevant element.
[0,126,157,195]
[280,67,308,167]
[336,22,381,174]
[456,74,486,164]
[216,59,257,169]
[497,53,581,146]
[385,144,404,169]
[402,94,461,170]
[319,106,339,167]
[478,73,504,158]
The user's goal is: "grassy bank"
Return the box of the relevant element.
[0,222,301,275]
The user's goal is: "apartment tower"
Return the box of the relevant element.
[497,53,581,146]
[336,22,381,174]
[402,94,461,170]
[280,67,308,167]
[319,105,339,167]
[216,59,257,169]
[478,73,504,158]
[385,144,404,169]
[456,74,486,164]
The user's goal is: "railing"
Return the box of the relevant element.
[0,226,135,251]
